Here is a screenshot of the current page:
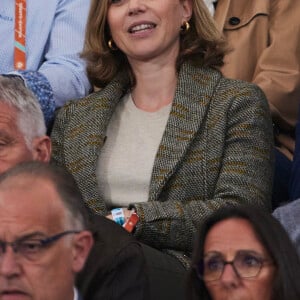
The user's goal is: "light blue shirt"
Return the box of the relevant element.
[273,199,300,257]
[0,0,91,126]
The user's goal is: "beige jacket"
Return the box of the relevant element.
[214,0,300,131]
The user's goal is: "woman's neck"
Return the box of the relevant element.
[130,60,178,112]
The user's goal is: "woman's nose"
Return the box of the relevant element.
[219,263,240,287]
[128,0,147,16]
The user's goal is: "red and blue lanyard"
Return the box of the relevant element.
[14,0,26,70]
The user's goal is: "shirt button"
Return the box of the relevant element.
[229,17,240,26]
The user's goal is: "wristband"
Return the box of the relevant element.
[111,208,125,226]
[123,211,139,233]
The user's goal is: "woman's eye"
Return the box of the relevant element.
[206,258,223,271]
[110,0,122,4]
[241,255,261,267]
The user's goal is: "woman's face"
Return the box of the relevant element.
[203,218,276,300]
[107,0,192,64]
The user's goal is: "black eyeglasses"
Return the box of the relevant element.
[0,230,80,261]
[195,250,273,281]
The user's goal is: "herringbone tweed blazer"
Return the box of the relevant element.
[51,63,273,267]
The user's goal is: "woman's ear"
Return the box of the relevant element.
[182,0,193,20]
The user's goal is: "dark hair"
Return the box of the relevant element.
[0,161,90,230]
[187,205,300,300]
[82,0,227,88]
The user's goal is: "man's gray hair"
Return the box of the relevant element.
[0,76,46,148]
[0,161,90,230]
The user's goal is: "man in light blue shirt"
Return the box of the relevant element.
[0,0,92,127]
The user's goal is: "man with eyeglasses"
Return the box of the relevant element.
[0,161,94,300]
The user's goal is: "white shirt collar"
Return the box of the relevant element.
[74,287,79,300]
[203,0,217,16]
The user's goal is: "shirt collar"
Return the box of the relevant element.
[203,0,217,16]
[74,287,79,300]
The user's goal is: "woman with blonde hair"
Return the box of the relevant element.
[51,0,273,298]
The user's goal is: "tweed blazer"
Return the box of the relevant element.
[51,63,273,265]
[214,0,300,129]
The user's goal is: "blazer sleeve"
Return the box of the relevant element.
[252,0,300,128]
[51,105,70,167]
[131,84,274,253]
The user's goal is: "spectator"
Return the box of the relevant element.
[289,105,300,201]
[187,205,300,300]
[209,0,300,208]
[273,198,300,257]
[0,0,92,127]
[0,75,149,300]
[0,161,94,300]
[0,76,51,173]
[51,0,273,298]
[272,108,300,256]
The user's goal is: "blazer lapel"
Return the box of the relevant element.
[149,63,222,201]
[64,77,128,215]
[63,66,221,209]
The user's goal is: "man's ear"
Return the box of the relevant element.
[72,231,94,273]
[32,136,52,162]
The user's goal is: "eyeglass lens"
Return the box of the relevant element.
[200,250,266,281]
[0,231,79,261]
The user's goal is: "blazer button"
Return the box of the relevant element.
[229,17,240,26]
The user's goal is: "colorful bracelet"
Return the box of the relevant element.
[123,211,139,233]
[111,208,125,226]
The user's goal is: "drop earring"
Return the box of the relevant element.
[108,39,118,50]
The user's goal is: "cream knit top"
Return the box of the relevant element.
[97,93,171,208]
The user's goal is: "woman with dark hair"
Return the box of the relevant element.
[51,0,273,298]
[187,205,300,300]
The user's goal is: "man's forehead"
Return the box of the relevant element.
[0,101,19,122]
[0,102,21,135]
[0,175,66,226]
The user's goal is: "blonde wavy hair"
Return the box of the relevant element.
[82,0,227,88]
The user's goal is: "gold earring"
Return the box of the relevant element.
[181,21,190,33]
[108,39,117,51]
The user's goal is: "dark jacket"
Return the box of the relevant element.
[76,215,149,300]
